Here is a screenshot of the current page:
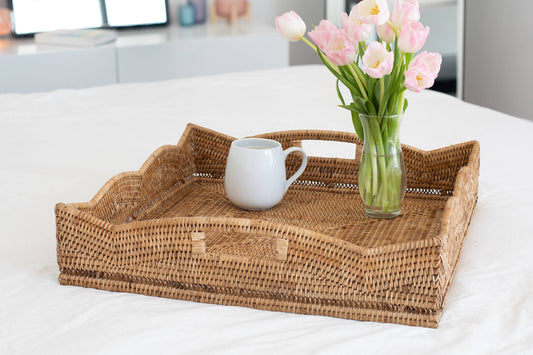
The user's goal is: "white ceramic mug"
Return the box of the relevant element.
[225,138,308,211]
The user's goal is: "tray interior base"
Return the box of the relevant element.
[134,178,449,249]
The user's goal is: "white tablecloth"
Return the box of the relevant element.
[1,66,532,354]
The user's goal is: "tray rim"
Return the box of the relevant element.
[56,202,443,255]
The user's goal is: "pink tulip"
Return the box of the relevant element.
[362,42,394,79]
[354,0,390,26]
[275,11,306,42]
[404,65,435,92]
[398,20,429,53]
[391,0,420,29]
[308,19,338,49]
[377,22,395,43]
[341,8,372,44]
[378,0,420,43]
[409,51,442,79]
[308,20,357,66]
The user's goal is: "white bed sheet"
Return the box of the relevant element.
[1,66,532,354]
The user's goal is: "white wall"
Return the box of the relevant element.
[326,0,345,26]
[463,0,533,120]
[168,0,278,26]
[271,0,325,66]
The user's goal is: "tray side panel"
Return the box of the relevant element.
[58,272,440,328]
[363,240,443,310]
[109,218,367,300]
[436,164,479,309]
[190,124,234,178]
[56,204,116,273]
[133,145,197,222]
[57,213,446,313]
[86,174,143,225]
[422,141,477,195]
[56,210,443,327]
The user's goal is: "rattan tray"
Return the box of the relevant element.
[55,123,479,328]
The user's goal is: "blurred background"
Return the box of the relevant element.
[0,0,531,120]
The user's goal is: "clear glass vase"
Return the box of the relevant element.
[358,114,406,219]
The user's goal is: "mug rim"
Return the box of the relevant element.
[231,138,281,151]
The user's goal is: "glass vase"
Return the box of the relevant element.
[358,113,406,219]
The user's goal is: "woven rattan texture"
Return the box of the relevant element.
[56,124,479,328]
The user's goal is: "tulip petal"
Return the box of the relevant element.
[275,11,306,42]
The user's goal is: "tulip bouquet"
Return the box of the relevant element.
[275,0,442,218]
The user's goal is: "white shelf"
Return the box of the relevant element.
[0,23,289,94]
[116,23,288,84]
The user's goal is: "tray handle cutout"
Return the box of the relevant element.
[251,130,363,161]
[275,238,289,262]
[191,232,206,255]
[190,231,288,262]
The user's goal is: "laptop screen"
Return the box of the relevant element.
[10,0,168,36]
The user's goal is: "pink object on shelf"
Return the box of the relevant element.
[215,0,247,17]
[0,8,11,36]
[211,0,250,25]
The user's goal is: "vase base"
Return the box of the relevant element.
[365,207,401,219]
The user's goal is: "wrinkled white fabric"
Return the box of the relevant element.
[0,66,531,354]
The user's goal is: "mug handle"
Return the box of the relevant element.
[283,147,308,192]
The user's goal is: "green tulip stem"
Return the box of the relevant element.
[301,37,340,75]
[348,64,368,100]
[387,21,400,37]
[380,77,385,107]
[300,36,317,52]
